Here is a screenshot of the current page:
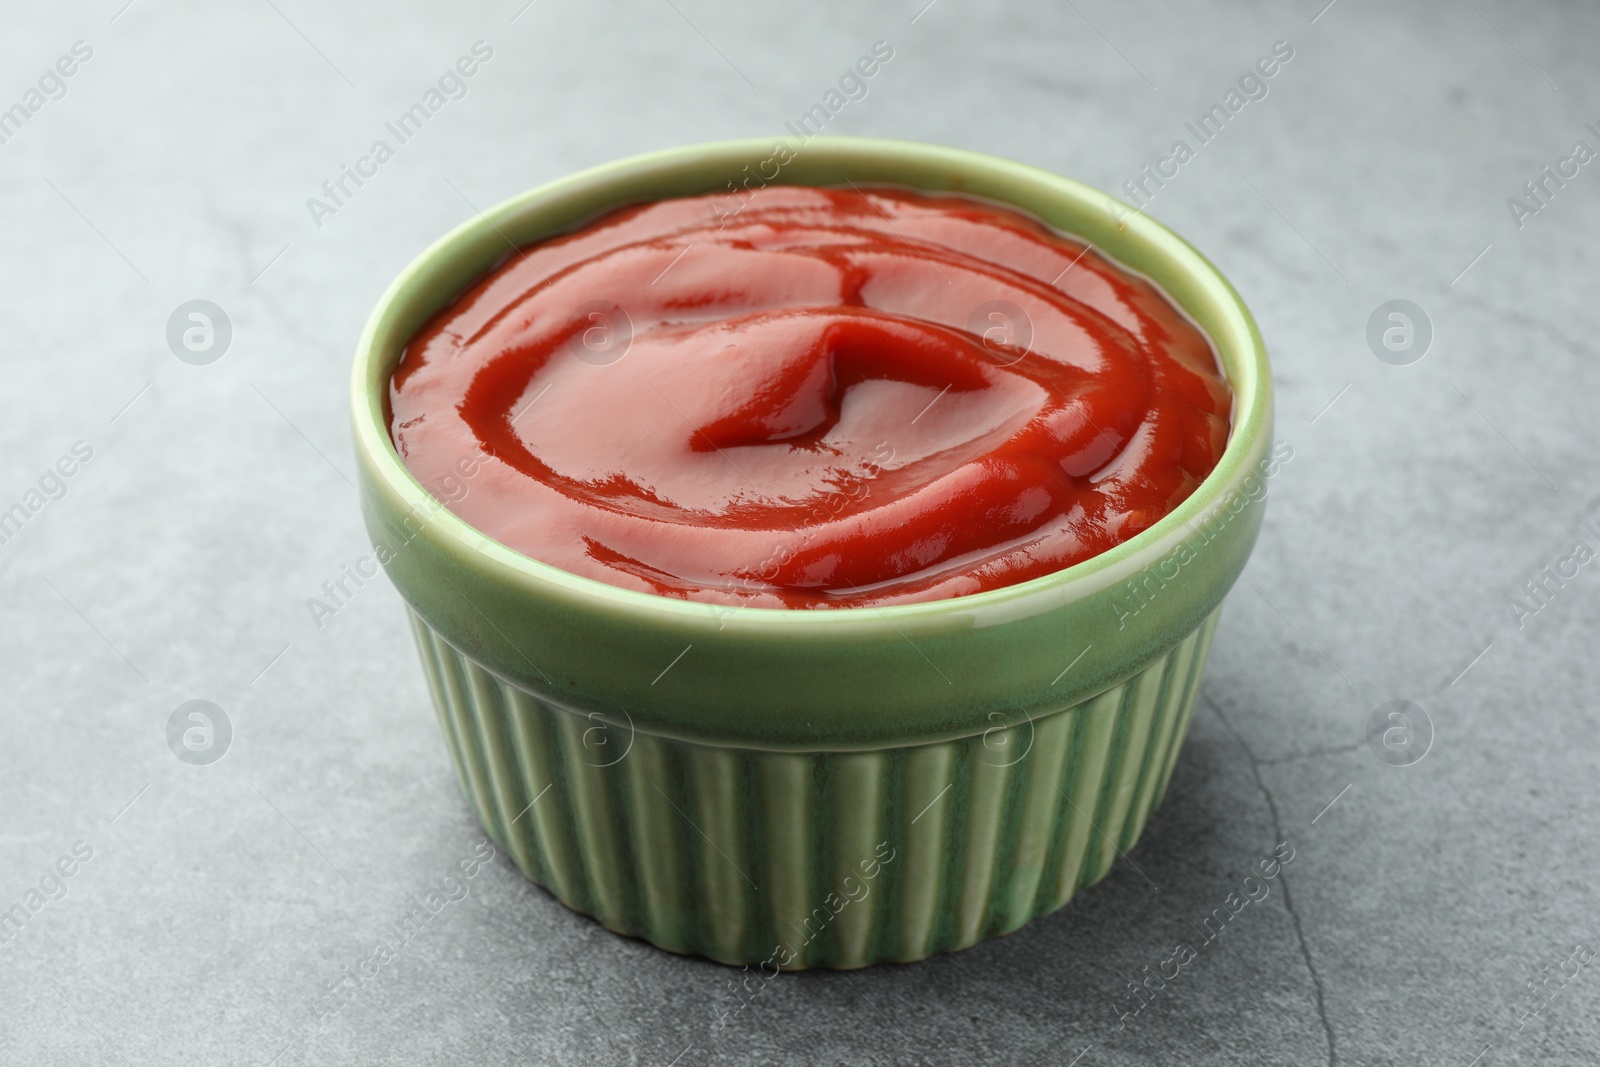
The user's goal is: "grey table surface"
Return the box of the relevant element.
[3,1,1598,1064]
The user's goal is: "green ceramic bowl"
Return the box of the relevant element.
[351,137,1273,969]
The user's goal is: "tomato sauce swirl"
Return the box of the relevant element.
[389,186,1231,608]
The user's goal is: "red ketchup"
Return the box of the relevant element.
[389,187,1231,608]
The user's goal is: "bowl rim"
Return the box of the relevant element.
[351,135,1271,632]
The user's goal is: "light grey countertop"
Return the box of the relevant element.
[3,1,1598,1064]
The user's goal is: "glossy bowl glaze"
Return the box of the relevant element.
[351,137,1274,968]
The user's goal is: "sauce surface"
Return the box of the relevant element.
[389,187,1231,608]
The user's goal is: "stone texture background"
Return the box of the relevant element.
[2,1,1597,1064]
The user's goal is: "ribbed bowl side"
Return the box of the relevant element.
[407,605,1221,969]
